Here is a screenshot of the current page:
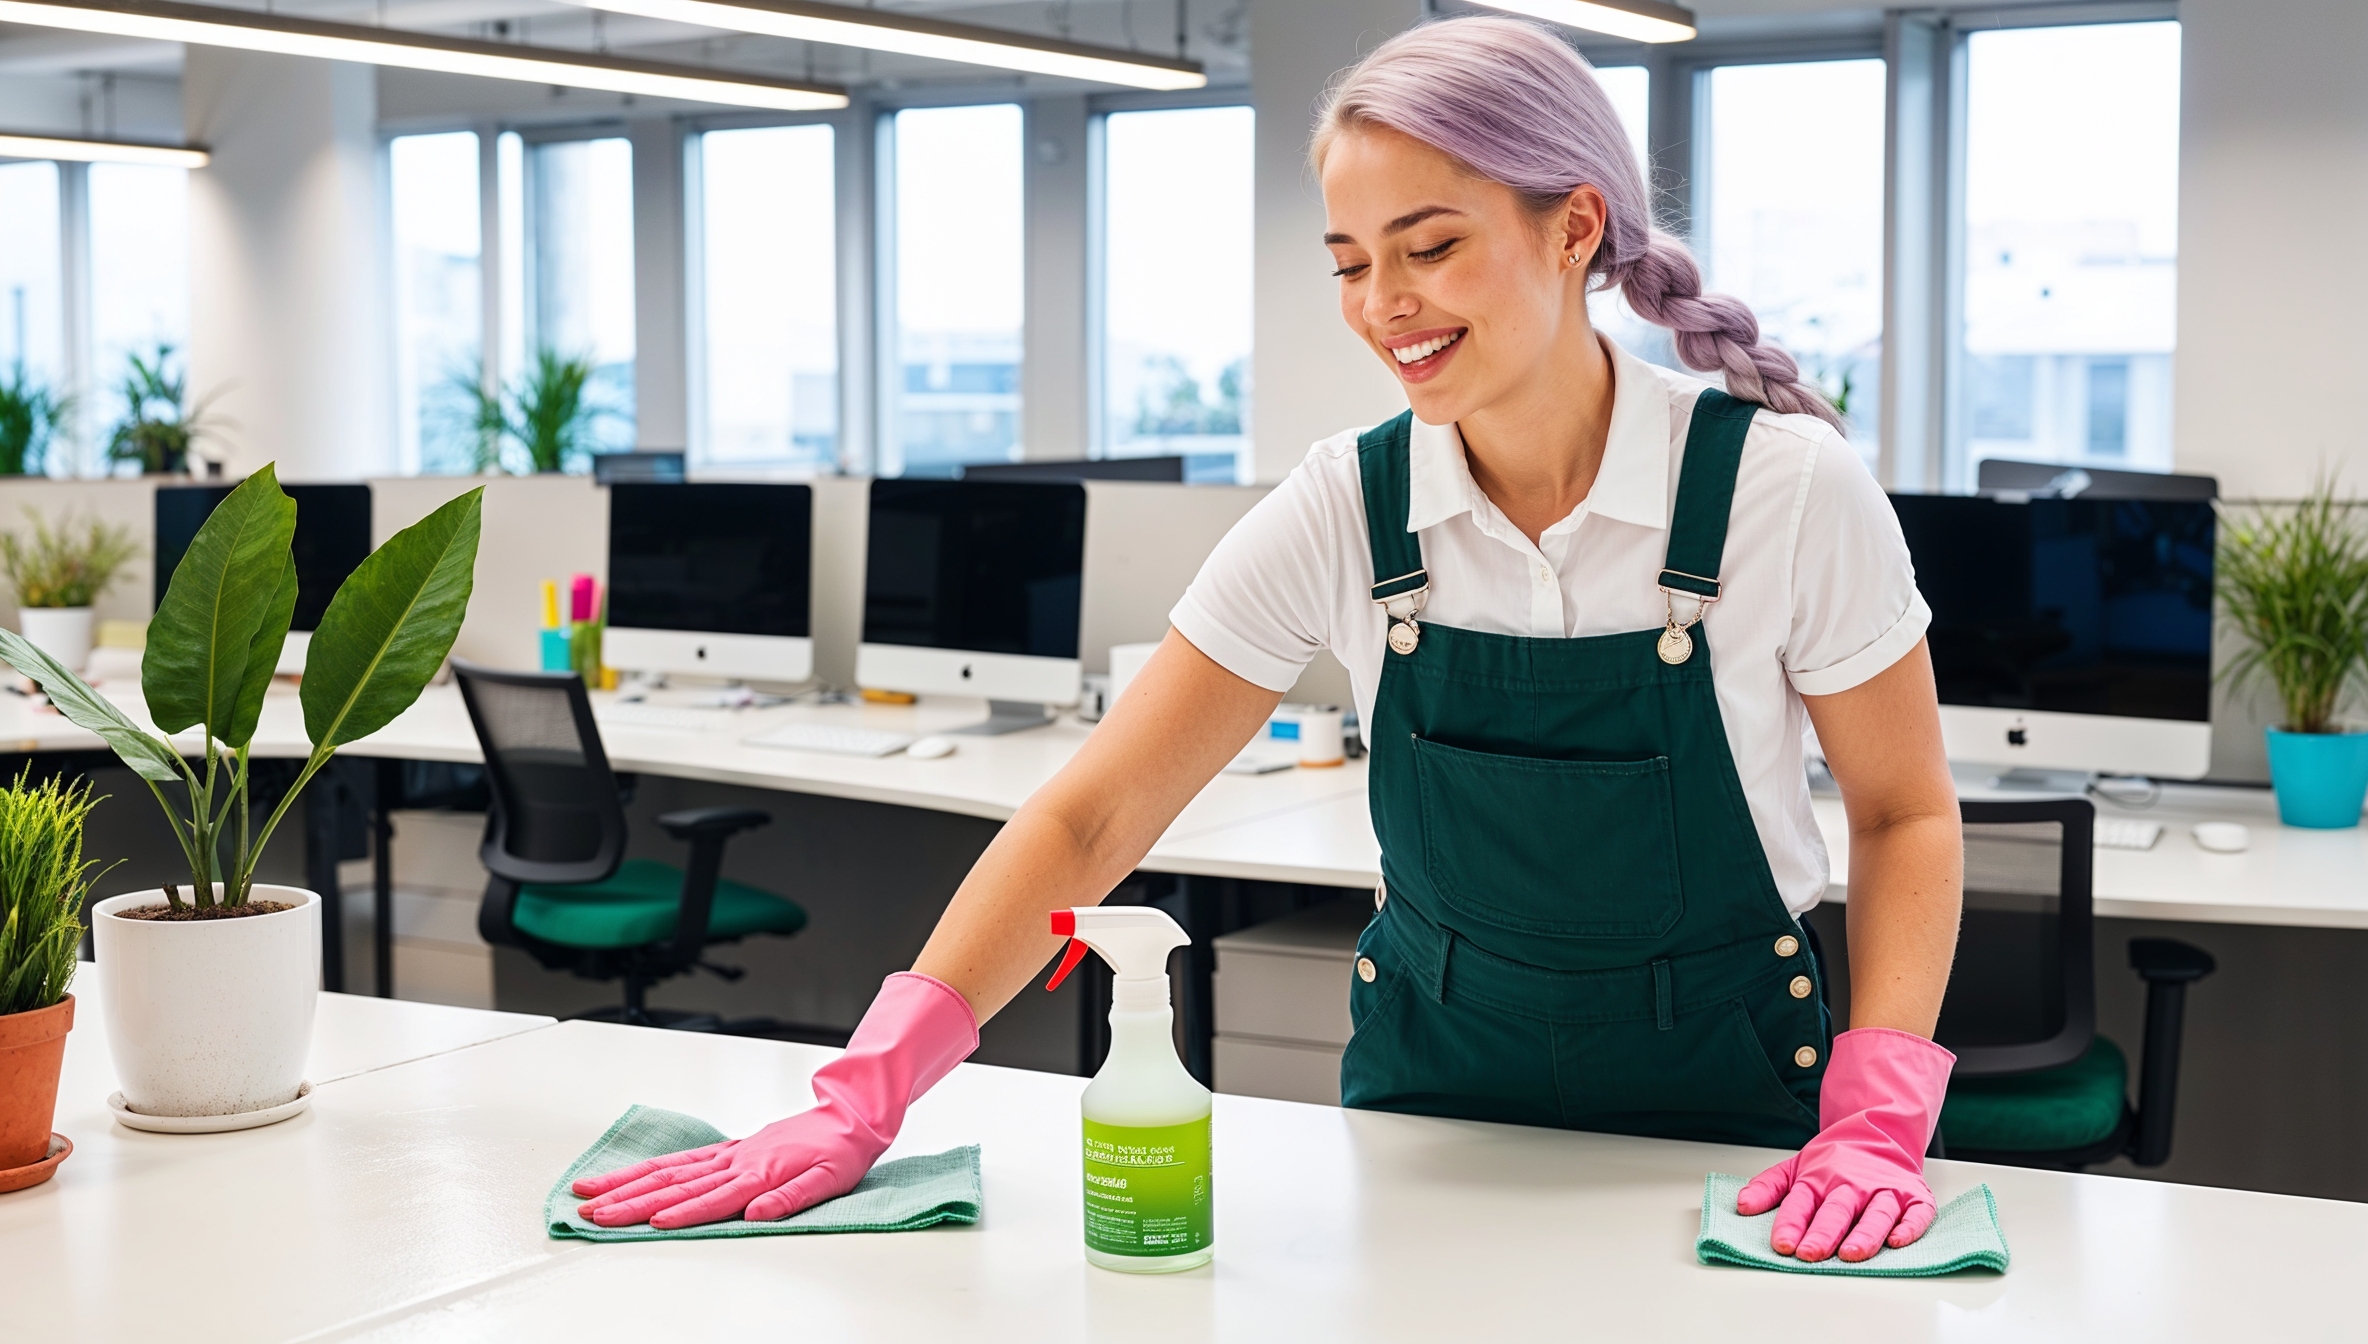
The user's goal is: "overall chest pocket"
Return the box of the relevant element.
[1410,735,1684,939]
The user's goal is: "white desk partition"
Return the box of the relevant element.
[9,1003,2359,1341]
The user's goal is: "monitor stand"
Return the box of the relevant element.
[953,700,1058,736]
[1987,767,2093,795]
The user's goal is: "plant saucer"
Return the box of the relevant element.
[108,1081,312,1134]
[0,1133,72,1193]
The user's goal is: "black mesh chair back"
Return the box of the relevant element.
[451,661,627,888]
[1935,797,2097,1076]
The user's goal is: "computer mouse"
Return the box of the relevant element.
[907,736,957,760]
[2192,822,2250,853]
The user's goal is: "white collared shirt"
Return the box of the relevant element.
[1170,339,1929,913]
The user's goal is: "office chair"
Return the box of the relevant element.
[1933,797,2216,1169]
[452,661,807,1028]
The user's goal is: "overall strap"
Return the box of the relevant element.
[1357,413,1428,608]
[1658,389,1758,599]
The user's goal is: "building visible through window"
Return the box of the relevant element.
[885,104,1023,477]
[698,123,838,470]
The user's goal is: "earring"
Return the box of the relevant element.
[1567,254,1582,266]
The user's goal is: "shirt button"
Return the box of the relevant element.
[1774,935,1800,958]
[1373,880,1387,911]
[1793,1046,1819,1069]
[1356,957,1377,983]
[1789,976,1814,1000]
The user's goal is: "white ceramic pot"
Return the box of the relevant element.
[89,886,319,1118]
[18,605,94,673]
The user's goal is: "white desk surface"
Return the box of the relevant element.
[8,1003,2356,1342]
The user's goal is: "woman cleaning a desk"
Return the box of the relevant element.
[574,16,1965,1266]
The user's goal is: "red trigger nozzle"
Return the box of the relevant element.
[1045,938,1090,992]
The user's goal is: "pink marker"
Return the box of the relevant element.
[570,574,596,624]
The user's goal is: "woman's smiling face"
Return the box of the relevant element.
[1320,124,1603,427]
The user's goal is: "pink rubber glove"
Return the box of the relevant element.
[1736,1026,1956,1263]
[572,971,977,1229]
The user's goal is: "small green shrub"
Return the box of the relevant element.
[2218,481,2368,734]
[0,771,105,1017]
[0,508,140,609]
[0,366,71,477]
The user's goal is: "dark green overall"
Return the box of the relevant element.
[1339,390,1828,1148]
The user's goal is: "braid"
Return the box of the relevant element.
[1614,232,1844,431]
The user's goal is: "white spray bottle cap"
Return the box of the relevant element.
[1043,906,1189,1011]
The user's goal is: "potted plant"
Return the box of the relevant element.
[2218,481,2368,827]
[0,772,103,1190]
[105,344,214,476]
[0,363,71,476]
[445,349,609,475]
[0,465,482,1124]
[0,508,140,674]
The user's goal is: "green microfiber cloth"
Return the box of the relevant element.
[1696,1173,2009,1276]
[547,1104,982,1242]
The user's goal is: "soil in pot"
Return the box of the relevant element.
[117,900,294,922]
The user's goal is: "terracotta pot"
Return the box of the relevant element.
[0,994,74,1170]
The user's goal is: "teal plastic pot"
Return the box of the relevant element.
[2264,727,2368,828]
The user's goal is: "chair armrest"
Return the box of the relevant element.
[657,806,772,841]
[2131,937,2216,983]
[2126,937,2216,1167]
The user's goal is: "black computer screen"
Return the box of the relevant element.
[155,483,372,632]
[606,483,811,637]
[862,480,1086,658]
[1888,494,2214,723]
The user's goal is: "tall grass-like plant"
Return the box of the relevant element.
[0,508,140,609]
[511,349,600,474]
[0,466,482,909]
[0,365,71,477]
[2217,482,2368,734]
[0,771,104,1016]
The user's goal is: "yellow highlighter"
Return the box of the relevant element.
[540,580,562,630]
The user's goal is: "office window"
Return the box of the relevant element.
[1697,59,1885,456]
[0,164,64,386]
[390,132,483,475]
[698,123,837,469]
[89,163,191,459]
[884,104,1023,477]
[1959,22,2180,475]
[1099,105,1252,482]
[529,136,636,453]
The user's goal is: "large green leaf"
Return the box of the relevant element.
[143,466,296,736]
[220,554,297,749]
[301,488,482,750]
[0,629,181,781]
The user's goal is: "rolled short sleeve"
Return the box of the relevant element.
[1784,433,1930,697]
[1168,446,1350,693]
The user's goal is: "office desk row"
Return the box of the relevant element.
[14,962,2357,1341]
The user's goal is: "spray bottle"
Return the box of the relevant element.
[1045,905,1213,1273]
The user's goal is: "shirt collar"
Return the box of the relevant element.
[1402,336,1673,535]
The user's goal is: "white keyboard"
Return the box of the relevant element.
[597,703,734,731]
[2095,818,2163,850]
[744,723,917,758]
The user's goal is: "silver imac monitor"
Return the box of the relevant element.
[1889,492,2215,782]
[856,479,1087,734]
[603,483,813,684]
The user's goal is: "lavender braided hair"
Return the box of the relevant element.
[1312,15,1843,431]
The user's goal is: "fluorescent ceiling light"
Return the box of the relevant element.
[0,131,209,167]
[1469,0,1697,44]
[0,0,850,111]
[556,0,1206,91]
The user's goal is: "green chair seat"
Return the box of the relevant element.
[1940,1036,2128,1154]
[514,858,807,951]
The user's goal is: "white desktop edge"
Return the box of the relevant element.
[1938,704,2211,780]
[855,642,1081,708]
[605,628,814,684]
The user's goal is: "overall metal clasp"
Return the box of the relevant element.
[1654,571,1720,665]
[1372,569,1430,655]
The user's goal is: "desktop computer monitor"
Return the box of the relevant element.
[604,483,813,683]
[1889,492,2215,780]
[156,482,372,673]
[856,479,1087,733]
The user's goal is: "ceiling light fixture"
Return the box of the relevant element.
[554,0,1206,91]
[0,131,210,167]
[0,0,850,111]
[1468,0,1697,44]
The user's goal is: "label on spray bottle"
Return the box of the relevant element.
[1081,1116,1212,1257]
